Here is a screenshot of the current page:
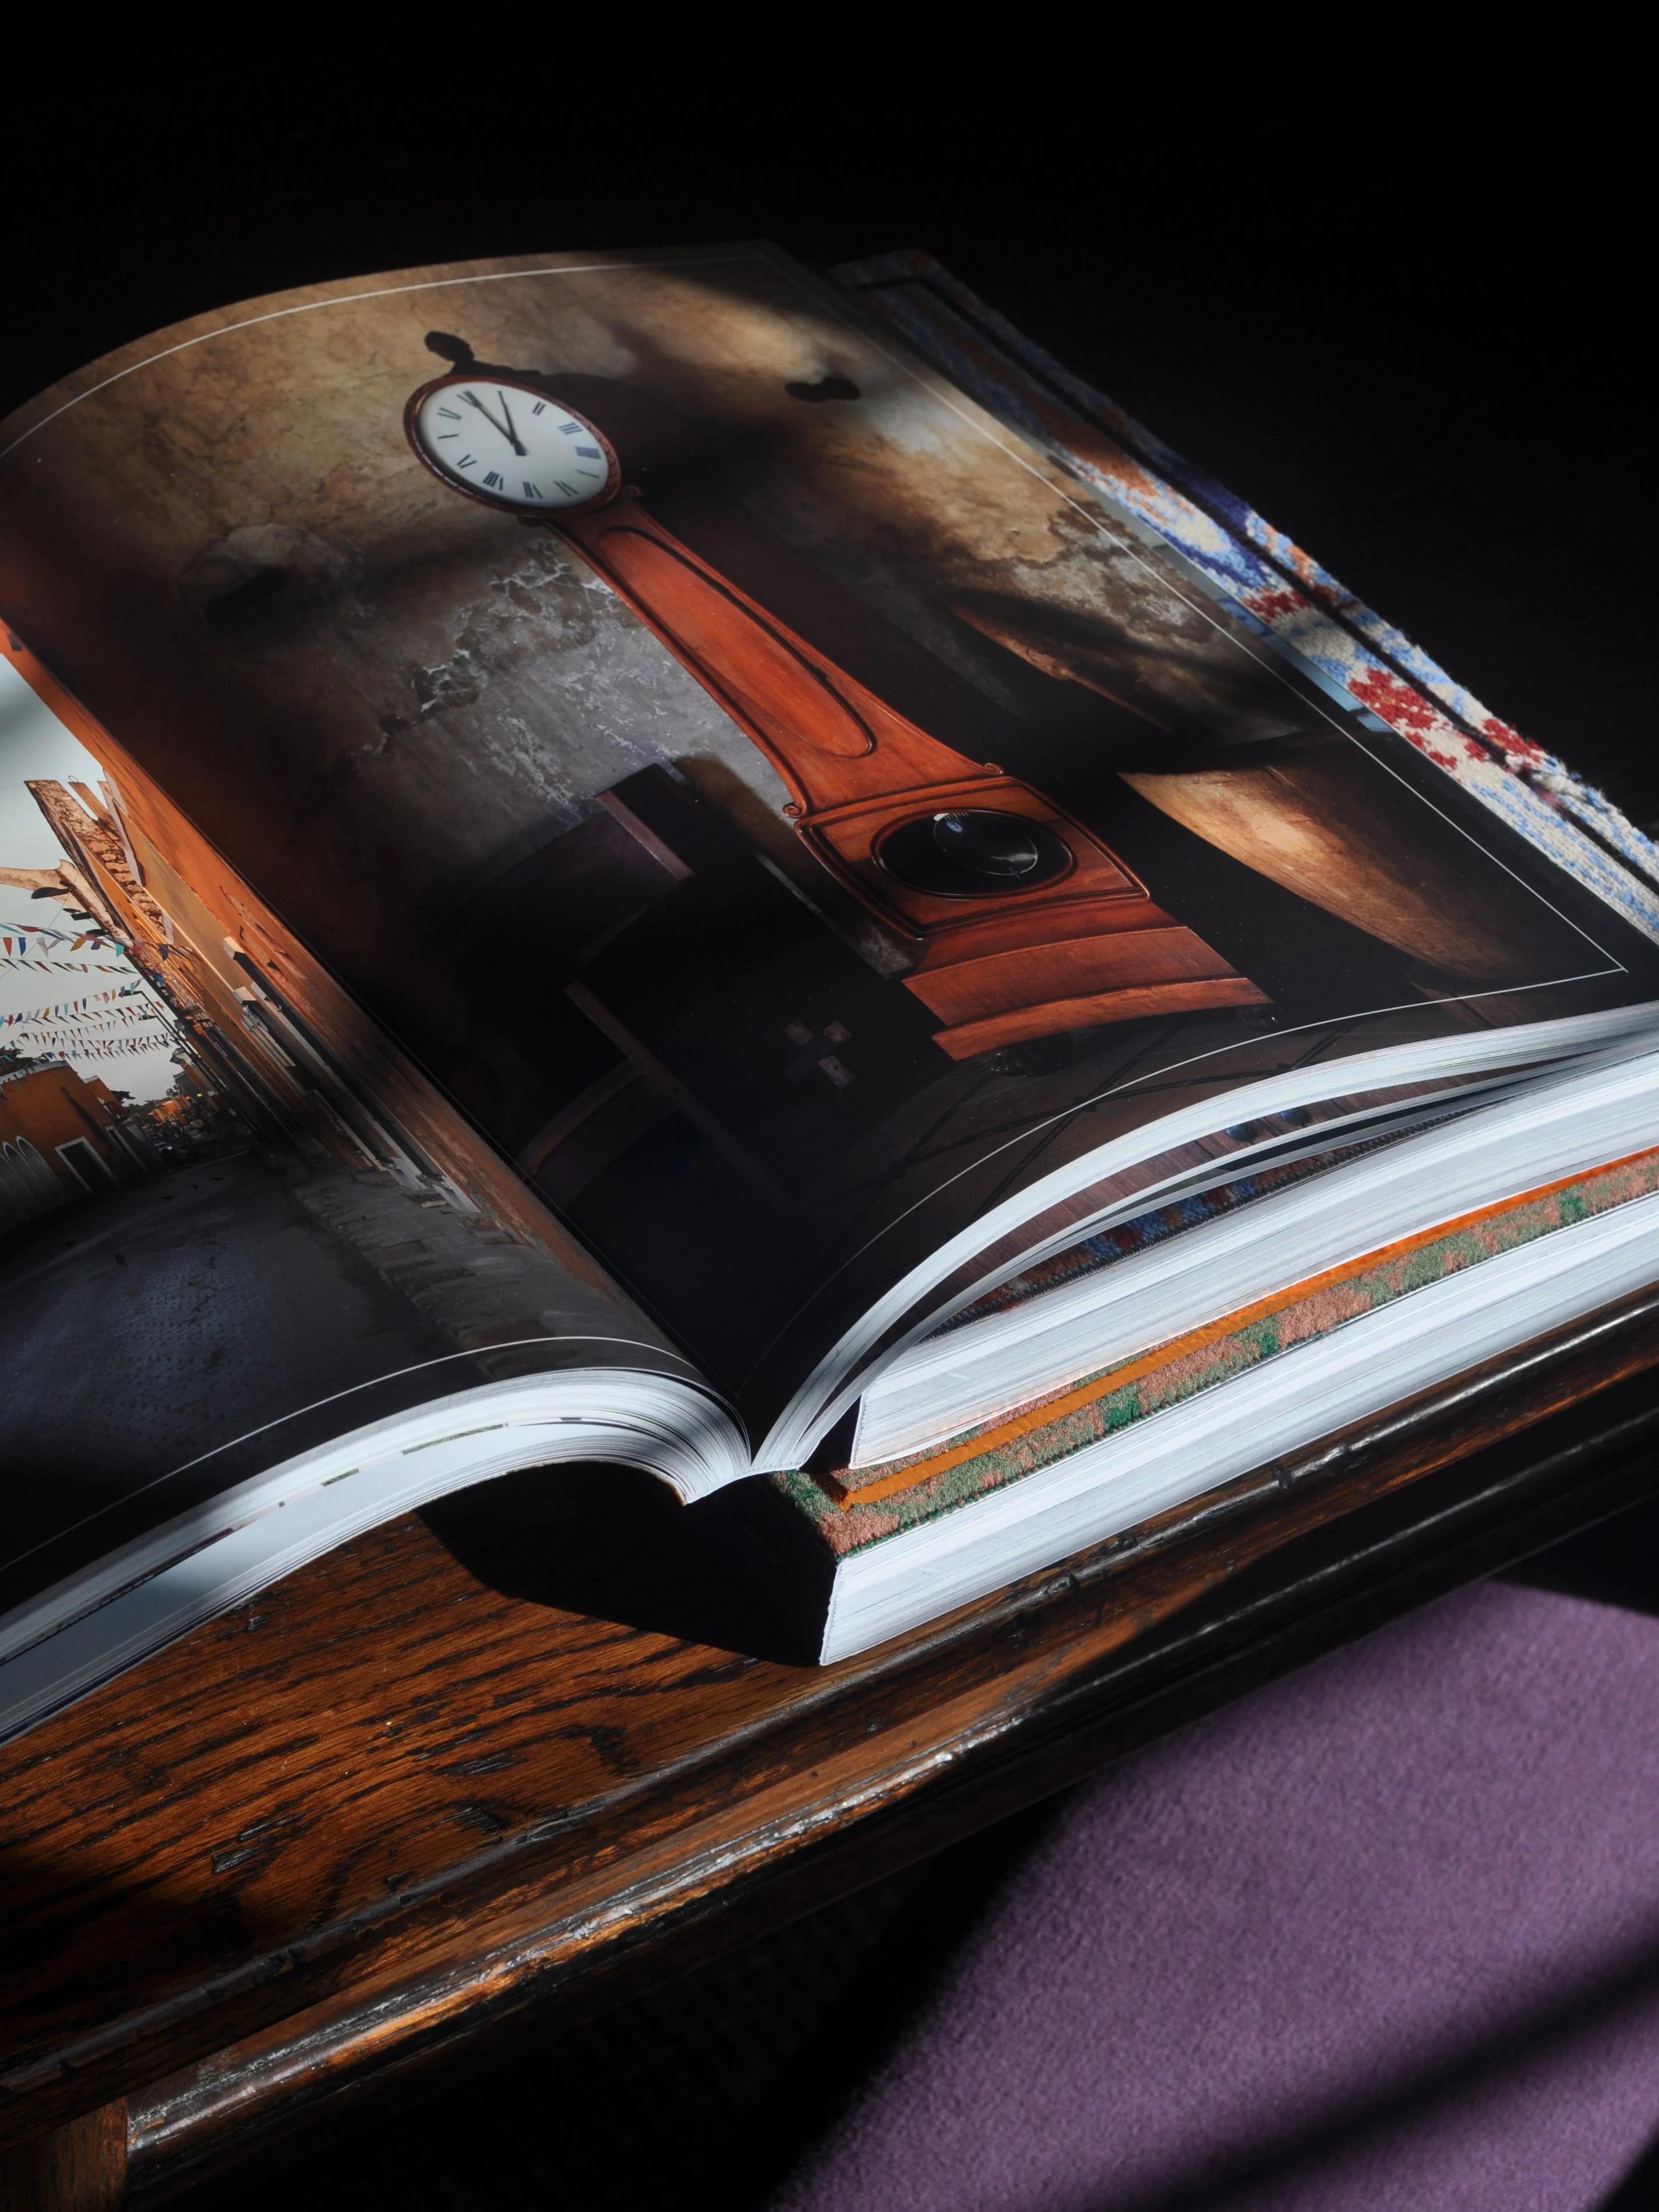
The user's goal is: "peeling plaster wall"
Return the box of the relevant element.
[0,247,1344,1057]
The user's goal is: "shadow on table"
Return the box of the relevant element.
[422,1463,811,1664]
[1502,1490,1659,1620]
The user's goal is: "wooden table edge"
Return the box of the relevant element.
[6,1282,1659,2195]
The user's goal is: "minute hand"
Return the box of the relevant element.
[462,390,528,456]
[496,392,528,457]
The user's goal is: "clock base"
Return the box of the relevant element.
[537,482,1272,1061]
[904,902,1269,1059]
[922,975,1270,1059]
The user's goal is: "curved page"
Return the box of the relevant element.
[0,651,735,1730]
[4,244,1658,1606]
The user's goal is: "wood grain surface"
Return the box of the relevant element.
[0,2104,126,2210]
[4,1286,1659,2197]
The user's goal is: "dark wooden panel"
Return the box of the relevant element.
[3,1287,1659,2186]
[0,2101,126,2210]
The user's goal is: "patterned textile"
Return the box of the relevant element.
[770,1582,1659,2212]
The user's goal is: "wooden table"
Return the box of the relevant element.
[6,1285,1659,2209]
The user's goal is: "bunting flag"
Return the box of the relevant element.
[0,922,76,952]
[15,1029,165,1050]
[19,1033,174,1060]
[1,985,149,1028]
[0,916,116,946]
[0,957,130,973]
[14,1018,164,1041]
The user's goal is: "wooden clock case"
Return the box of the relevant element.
[406,376,1267,1060]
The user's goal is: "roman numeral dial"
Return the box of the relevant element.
[405,375,622,514]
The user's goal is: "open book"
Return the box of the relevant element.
[3,242,1657,1737]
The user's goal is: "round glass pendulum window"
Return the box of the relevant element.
[877,809,1073,897]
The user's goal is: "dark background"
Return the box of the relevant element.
[1,61,1649,825]
[5,64,1658,2207]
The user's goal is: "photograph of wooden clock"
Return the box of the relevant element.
[405,372,1269,1060]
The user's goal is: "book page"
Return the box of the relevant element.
[0,650,707,1622]
[3,244,1653,1442]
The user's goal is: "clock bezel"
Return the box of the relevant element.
[403,372,623,517]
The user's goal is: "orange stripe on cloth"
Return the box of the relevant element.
[825,1147,1659,1510]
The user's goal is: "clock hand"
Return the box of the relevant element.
[496,391,528,457]
[460,390,527,455]
[460,390,510,439]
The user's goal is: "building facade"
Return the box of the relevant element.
[0,1056,150,1233]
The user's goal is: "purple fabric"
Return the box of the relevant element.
[775,1583,1659,2211]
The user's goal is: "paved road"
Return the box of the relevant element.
[0,1148,450,1586]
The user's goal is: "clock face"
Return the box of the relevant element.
[406,375,620,513]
